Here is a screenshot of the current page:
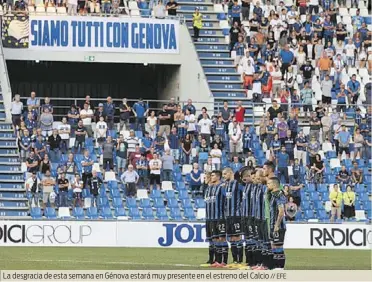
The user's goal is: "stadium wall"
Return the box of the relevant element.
[2,16,213,108]
[0,221,370,250]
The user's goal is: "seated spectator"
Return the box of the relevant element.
[329,184,343,222]
[41,170,56,210]
[285,196,298,222]
[351,161,363,184]
[336,165,350,184]
[343,185,356,220]
[72,174,83,208]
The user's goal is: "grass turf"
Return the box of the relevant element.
[0,247,370,270]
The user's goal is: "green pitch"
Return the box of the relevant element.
[0,247,370,270]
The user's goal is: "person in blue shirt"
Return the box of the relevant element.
[276,146,289,183]
[358,23,369,42]
[279,45,294,78]
[287,113,298,140]
[25,112,36,135]
[136,155,149,189]
[337,83,348,113]
[231,0,241,25]
[154,132,166,153]
[242,125,253,153]
[20,129,32,162]
[81,150,94,189]
[190,163,202,198]
[347,75,361,106]
[337,125,351,159]
[230,156,243,175]
[270,134,281,159]
[103,96,115,130]
[233,36,247,67]
[132,98,149,132]
[141,131,153,153]
[182,99,196,115]
[355,108,362,128]
[168,127,180,161]
[252,1,263,21]
[352,9,365,31]
[67,105,80,133]
[34,135,47,161]
[323,16,334,46]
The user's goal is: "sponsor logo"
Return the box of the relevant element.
[158,223,206,247]
[0,224,92,244]
[310,227,372,247]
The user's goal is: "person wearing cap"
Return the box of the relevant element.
[337,125,351,160]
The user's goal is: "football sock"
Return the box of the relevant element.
[249,241,257,266]
[215,243,223,264]
[273,248,285,269]
[254,242,262,265]
[208,242,215,263]
[230,241,237,262]
[261,243,268,268]
[222,242,229,264]
[236,240,244,263]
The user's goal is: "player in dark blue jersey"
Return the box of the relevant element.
[267,177,287,270]
[222,168,243,267]
[207,170,227,268]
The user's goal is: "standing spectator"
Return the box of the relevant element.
[11,94,23,129]
[353,128,365,160]
[329,184,343,222]
[96,116,107,146]
[166,0,178,16]
[132,98,148,132]
[34,135,47,161]
[67,105,80,134]
[198,113,212,146]
[116,134,128,174]
[283,130,295,162]
[26,172,40,213]
[41,170,56,210]
[129,145,142,168]
[102,136,115,173]
[228,118,242,158]
[20,129,32,162]
[89,170,103,208]
[80,103,94,138]
[39,155,51,176]
[234,100,245,124]
[74,120,87,154]
[190,163,202,198]
[146,111,158,139]
[321,110,332,142]
[309,154,325,184]
[210,143,222,170]
[48,129,61,163]
[67,0,78,15]
[267,100,283,120]
[337,125,351,160]
[337,84,348,115]
[72,174,83,208]
[321,75,333,105]
[149,153,162,190]
[26,151,39,174]
[40,108,53,137]
[64,153,76,185]
[25,112,37,135]
[41,97,53,114]
[103,96,115,130]
[333,54,344,85]
[351,161,363,184]
[79,95,94,111]
[94,103,105,123]
[27,91,40,112]
[318,52,331,81]
[347,74,361,106]
[168,127,180,162]
[229,22,241,52]
[58,117,71,155]
[343,185,356,220]
[220,100,233,134]
[345,39,357,66]
[241,0,250,21]
[279,44,294,78]
[309,111,321,140]
[336,165,351,184]
[119,98,131,131]
[161,150,174,181]
[121,165,139,197]
[58,173,69,208]
[158,105,172,137]
[333,119,343,156]
[192,8,202,41]
[181,134,192,164]
[308,136,321,166]
[231,0,241,25]
[295,131,307,166]
[81,150,93,189]
[89,0,100,13]
[136,154,149,189]
[154,1,166,18]
[300,81,313,119]
[289,172,303,207]
[287,113,298,140]
[285,197,298,221]
[154,132,166,153]
[182,99,196,115]
[277,146,290,183]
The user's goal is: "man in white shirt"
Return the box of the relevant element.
[149,153,162,190]
[125,130,140,153]
[96,116,107,146]
[80,103,94,137]
[344,39,356,66]
[198,113,212,146]
[333,54,344,85]
[121,164,139,197]
[287,6,297,30]
[228,117,242,158]
[58,117,71,154]
[41,170,56,210]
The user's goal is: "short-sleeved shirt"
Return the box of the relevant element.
[75,126,86,142]
[166,1,178,15]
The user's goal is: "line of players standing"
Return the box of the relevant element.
[204,161,287,270]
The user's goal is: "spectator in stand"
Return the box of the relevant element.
[129,145,142,168]
[26,151,39,174]
[154,132,166,153]
[267,100,283,121]
[229,21,241,52]
[241,0,250,21]
[48,129,61,163]
[318,52,331,81]
[34,135,47,161]
[233,36,247,69]
[64,153,76,185]
[308,136,321,166]
[168,127,180,162]
[277,146,289,183]
[74,120,87,154]
[149,153,162,191]
[154,1,166,19]
[300,81,313,120]
[321,110,332,142]
[234,100,245,124]
[279,44,294,78]
[11,94,23,129]
[25,112,36,136]
[309,154,325,184]
[116,134,128,174]
[283,130,295,162]
[345,39,357,67]
[94,103,105,123]
[182,99,196,115]
[67,0,78,15]
[228,117,242,158]
[26,172,40,213]
[190,163,202,197]
[166,0,178,16]
[337,125,351,160]
[146,110,158,139]
[89,0,100,13]
[321,75,333,105]
[231,0,241,25]
[102,136,115,173]
[337,165,351,184]
[58,117,71,155]
[210,143,222,170]
[285,197,298,221]
[336,84,348,115]
[39,155,51,176]
[80,103,94,138]
[96,115,107,146]
[132,98,148,132]
[161,150,174,182]
[20,129,31,162]
[136,154,149,189]
[330,184,343,222]
[67,105,80,134]
[41,170,56,210]
[158,104,172,137]
[89,170,103,208]
[351,161,363,184]
[41,97,53,114]
[79,95,94,111]
[295,131,307,166]
[81,150,93,189]
[40,108,53,137]
[72,174,83,208]
[27,91,40,112]
[309,111,321,140]
[353,128,365,160]
[198,113,212,146]
[103,96,115,130]
[119,98,131,132]
[121,165,139,197]
[347,74,361,106]
[343,185,356,220]
[181,133,192,164]
[192,8,202,41]
[58,173,69,208]
[197,107,210,122]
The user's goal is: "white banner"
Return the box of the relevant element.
[28,16,180,54]
[0,221,371,249]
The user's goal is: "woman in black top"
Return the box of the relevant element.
[336,23,347,42]
[40,154,51,175]
[311,154,325,184]
[181,134,192,164]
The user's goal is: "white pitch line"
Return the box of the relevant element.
[0,258,195,268]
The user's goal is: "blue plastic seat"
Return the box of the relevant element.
[150,189,162,199]
[357,159,365,168]
[306,184,315,192]
[195,198,205,209]
[317,184,328,193]
[98,197,109,208]
[167,198,179,208]
[129,207,141,220]
[112,197,123,208]
[164,190,176,200]
[310,192,319,202]
[142,207,155,220]
[321,192,329,201]
[99,186,107,197]
[156,207,169,220]
[153,198,165,208]
[174,173,182,182]
[115,207,126,217]
[126,197,138,208]
[31,207,42,219]
[343,159,352,168]
[178,190,189,200]
[326,174,336,183]
[176,181,186,191]
[185,174,191,183]
[326,151,337,158]
[87,207,98,219]
[181,199,193,209]
[184,207,196,220]
[73,207,85,219]
[45,207,57,219]
[301,200,310,210]
[100,207,113,219]
[82,189,91,198]
[305,210,315,219]
[140,198,151,208]
[360,193,369,202]
[108,181,118,189]
[295,212,304,222]
[317,209,328,220]
[110,189,121,198]
[314,201,324,210]
[170,207,183,220]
